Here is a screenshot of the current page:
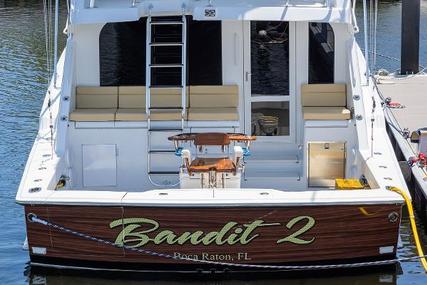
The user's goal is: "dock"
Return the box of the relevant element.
[377,74,427,225]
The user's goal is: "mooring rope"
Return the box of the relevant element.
[27,213,427,271]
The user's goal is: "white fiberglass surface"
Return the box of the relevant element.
[82,144,117,187]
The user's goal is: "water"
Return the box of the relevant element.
[355,0,427,73]
[1,0,427,284]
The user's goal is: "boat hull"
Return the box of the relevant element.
[25,204,401,271]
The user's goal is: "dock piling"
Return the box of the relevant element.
[401,0,421,74]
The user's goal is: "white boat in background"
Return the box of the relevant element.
[16,0,410,272]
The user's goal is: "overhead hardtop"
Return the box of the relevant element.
[70,0,353,26]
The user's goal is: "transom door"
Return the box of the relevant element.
[244,21,296,142]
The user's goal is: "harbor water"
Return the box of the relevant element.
[1,0,427,284]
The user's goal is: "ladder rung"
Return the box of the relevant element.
[146,16,186,141]
[149,129,183,132]
[149,107,183,110]
[149,150,176,153]
[149,171,180,175]
[150,42,183,47]
[150,64,183,68]
[150,21,183,25]
[149,85,183,89]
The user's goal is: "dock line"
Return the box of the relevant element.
[387,186,427,272]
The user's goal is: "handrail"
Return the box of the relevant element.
[362,0,369,84]
[351,0,360,33]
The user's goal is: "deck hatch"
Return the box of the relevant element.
[308,142,346,188]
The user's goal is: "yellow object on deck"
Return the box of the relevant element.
[335,179,364,190]
[387,186,427,273]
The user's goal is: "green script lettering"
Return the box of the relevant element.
[110,218,159,248]
[277,216,316,245]
[109,216,316,247]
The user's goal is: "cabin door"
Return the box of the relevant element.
[243,21,296,142]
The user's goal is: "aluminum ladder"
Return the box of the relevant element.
[146,13,187,187]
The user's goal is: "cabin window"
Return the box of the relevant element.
[308,23,334,84]
[251,102,290,136]
[99,18,147,86]
[250,21,289,96]
[188,18,222,85]
[99,17,222,86]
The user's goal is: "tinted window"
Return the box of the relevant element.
[100,18,147,86]
[188,18,222,85]
[251,102,290,136]
[99,17,222,86]
[309,23,334,84]
[251,21,289,96]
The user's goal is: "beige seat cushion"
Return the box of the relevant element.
[303,107,351,120]
[189,85,239,108]
[150,87,189,108]
[76,86,118,109]
[188,108,239,121]
[301,84,346,107]
[118,86,146,109]
[115,109,146,121]
[69,109,116,121]
[150,110,183,121]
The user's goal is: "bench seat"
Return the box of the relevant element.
[188,85,239,121]
[150,109,182,121]
[303,107,351,120]
[301,84,350,120]
[70,86,118,122]
[188,108,238,121]
[70,85,240,122]
[115,109,146,121]
[69,109,116,121]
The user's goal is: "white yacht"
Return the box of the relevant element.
[17,0,410,272]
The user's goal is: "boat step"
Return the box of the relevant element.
[150,21,183,25]
[248,148,301,160]
[244,175,301,181]
[149,63,183,68]
[244,167,301,179]
[150,42,183,47]
[149,171,180,175]
[245,174,301,180]
[242,175,302,190]
[246,156,302,164]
